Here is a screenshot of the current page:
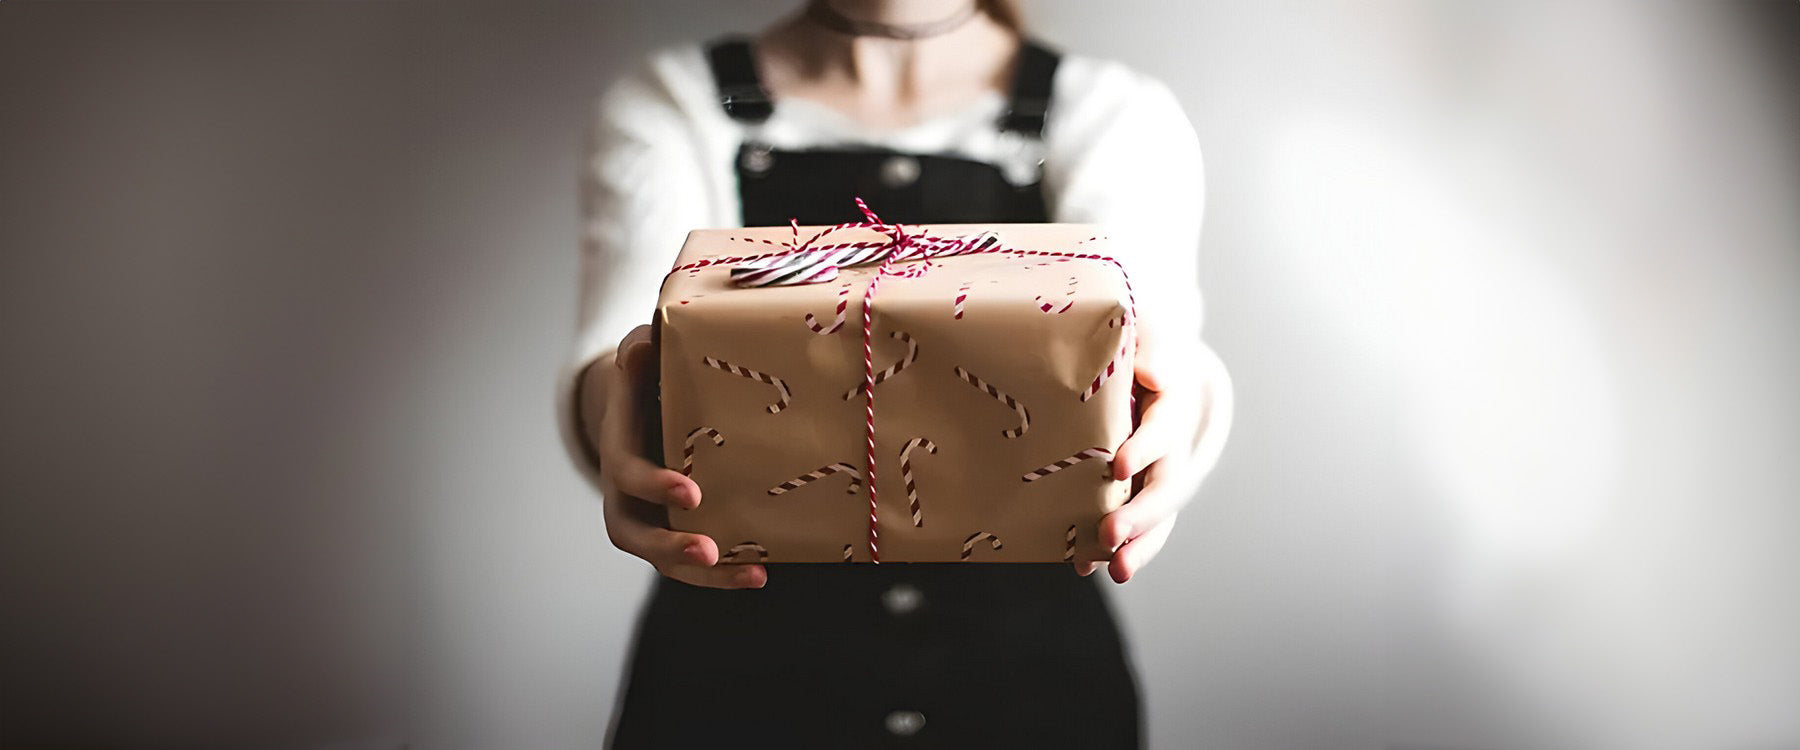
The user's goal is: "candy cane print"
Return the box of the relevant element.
[842,330,918,400]
[953,281,971,319]
[1079,340,1128,402]
[1021,447,1115,483]
[721,542,768,562]
[804,283,851,334]
[680,427,725,476]
[842,544,854,563]
[961,531,1004,561]
[899,437,937,527]
[701,356,792,414]
[768,462,864,496]
[952,365,1031,439]
[1064,524,1078,562]
[1033,276,1077,314]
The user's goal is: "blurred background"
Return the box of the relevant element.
[2,2,1795,748]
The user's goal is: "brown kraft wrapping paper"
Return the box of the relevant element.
[658,223,1134,563]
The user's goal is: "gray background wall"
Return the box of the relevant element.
[2,2,1796,748]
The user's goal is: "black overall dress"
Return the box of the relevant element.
[607,38,1142,749]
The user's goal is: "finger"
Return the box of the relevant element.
[1112,389,1176,480]
[1064,525,1119,567]
[615,324,654,372]
[659,562,768,590]
[601,340,699,509]
[1074,560,1104,577]
[602,445,698,508]
[603,498,718,567]
[1108,514,1176,584]
[601,497,766,589]
[1098,461,1194,551]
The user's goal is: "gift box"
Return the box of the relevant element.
[657,219,1136,563]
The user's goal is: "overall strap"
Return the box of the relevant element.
[998,40,1061,138]
[706,36,773,123]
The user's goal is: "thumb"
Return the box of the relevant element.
[617,324,656,374]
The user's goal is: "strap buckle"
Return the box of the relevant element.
[719,86,772,123]
[1000,97,1050,136]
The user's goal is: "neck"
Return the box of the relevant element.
[770,1,1011,100]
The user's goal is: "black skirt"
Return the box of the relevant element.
[608,564,1141,749]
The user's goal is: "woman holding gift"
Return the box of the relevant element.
[557,0,1232,746]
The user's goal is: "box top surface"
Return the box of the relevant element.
[659,223,1112,308]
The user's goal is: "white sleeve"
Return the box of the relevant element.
[1043,63,1207,346]
[554,61,713,493]
[1043,62,1233,468]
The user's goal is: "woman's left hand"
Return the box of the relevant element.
[1078,324,1232,583]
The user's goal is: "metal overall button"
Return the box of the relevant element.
[740,143,775,174]
[884,709,926,737]
[880,155,921,188]
[881,582,923,615]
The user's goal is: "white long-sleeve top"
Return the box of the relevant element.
[556,42,1224,491]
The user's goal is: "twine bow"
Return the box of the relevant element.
[727,198,1000,288]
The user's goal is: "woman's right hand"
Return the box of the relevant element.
[594,324,768,589]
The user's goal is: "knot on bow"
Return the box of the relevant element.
[729,198,999,288]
